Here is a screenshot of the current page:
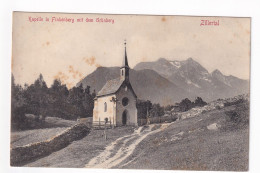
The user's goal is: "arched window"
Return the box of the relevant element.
[122,70,124,76]
[104,102,107,112]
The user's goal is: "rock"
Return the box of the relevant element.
[207,123,220,130]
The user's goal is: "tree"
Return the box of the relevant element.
[34,74,48,90]
[48,79,70,119]
[174,97,207,113]
[85,86,90,95]
[11,74,27,130]
[68,84,94,118]
[92,89,96,98]
[24,74,49,120]
[82,86,95,118]
[193,97,207,107]
[11,74,97,130]
[150,103,164,117]
[179,98,193,112]
[136,100,152,119]
[164,104,174,112]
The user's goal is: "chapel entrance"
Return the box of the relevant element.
[122,110,127,125]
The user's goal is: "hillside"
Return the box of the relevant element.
[24,95,249,171]
[11,127,68,148]
[121,96,249,171]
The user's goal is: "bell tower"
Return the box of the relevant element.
[120,40,130,82]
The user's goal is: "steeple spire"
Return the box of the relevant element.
[122,40,129,67]
[120,40,130,82]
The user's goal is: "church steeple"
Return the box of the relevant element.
[120,40,130,82]
[122,41,129,67]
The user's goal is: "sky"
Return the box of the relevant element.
[12,12,250,88]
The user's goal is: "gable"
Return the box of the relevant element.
[117,82,137,99]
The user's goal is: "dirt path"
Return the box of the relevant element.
[85,123,172,169]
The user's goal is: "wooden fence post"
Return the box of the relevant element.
[104,122,107,140]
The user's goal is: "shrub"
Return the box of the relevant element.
[171,114,178,121]
[224,100,249,130]
[224,98,246,107]
[216,105,221,110]
[176,97,207,112]
[179,98,193,112]
[201,110,207,114]
[194,97,207,107]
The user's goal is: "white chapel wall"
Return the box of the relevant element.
[93,94,116,125]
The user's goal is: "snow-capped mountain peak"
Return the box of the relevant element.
[133,57,248,101]
[170,61,181,68]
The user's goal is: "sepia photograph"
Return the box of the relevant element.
[10,12,250,171]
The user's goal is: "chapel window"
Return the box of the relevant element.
[104,102,107,112]
[122,97,129,106]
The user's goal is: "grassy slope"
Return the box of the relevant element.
[25,126,136,167]
[11,127,68,148]
[11,117,77,148]
[121,104,249,171]
[23,101,249,171]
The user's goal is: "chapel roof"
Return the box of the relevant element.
[97,78,124,97]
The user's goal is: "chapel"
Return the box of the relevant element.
[92,42,138,126]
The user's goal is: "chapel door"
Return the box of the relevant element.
[122,110,127,125]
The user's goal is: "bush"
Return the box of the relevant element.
[225,111,240,123]
[179,98,193,112]
[224,100,249,130]
[216,105,221,110]
[224,98,246,107]
[201,110,207,114]
[171,114,178,121]
[194,97,207,107]
[176,97,207,112]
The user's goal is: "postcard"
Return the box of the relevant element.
[11,12,250,171]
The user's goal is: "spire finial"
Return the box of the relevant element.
[124,39,126,47]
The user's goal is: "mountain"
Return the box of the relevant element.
[77,58,249,105]
[134,58,249,101]
[134,58,180,78]
[77,67,191,105]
